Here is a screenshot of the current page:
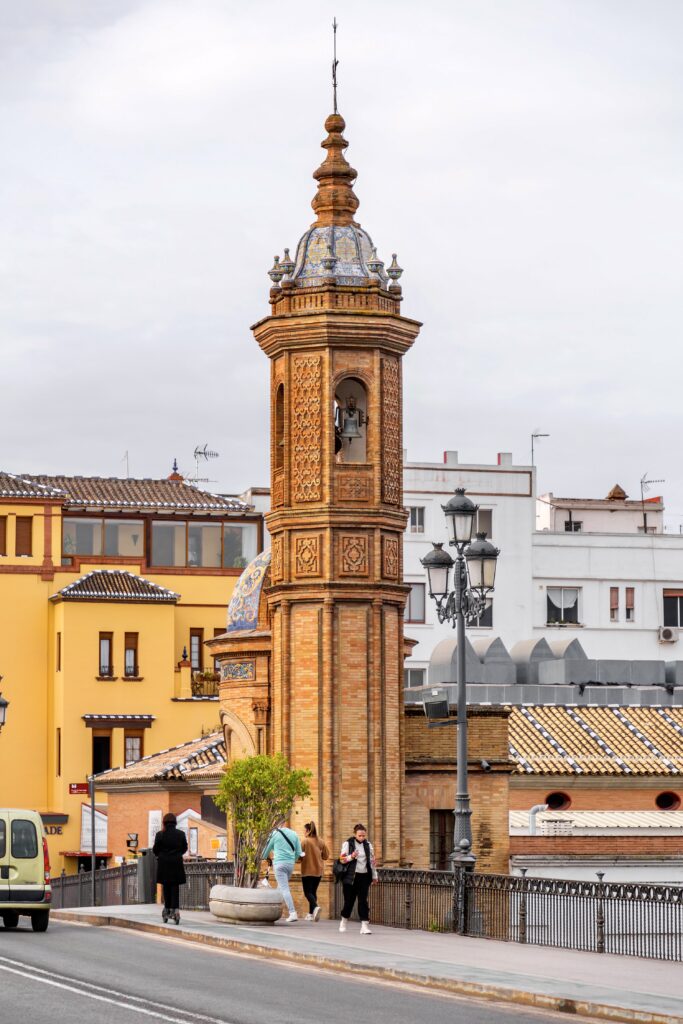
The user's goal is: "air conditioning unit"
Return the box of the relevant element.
[658,626,679,643]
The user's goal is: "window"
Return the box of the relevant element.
[334,376,368,463]
[610,587,619,622]
[92,731,111,774]
[655,791,681,811]
[11,819,38,859]
[190,628,204,671]
[470,601,493,628]
[56,632,61,671]
[124,731,143,765]
[477,509,493,538]
[408,507,424,534]
[222,523,258,569]
[404,583,426,623]
[149,520,258,569]
[275,384,285,471]
[201,794,226,829]
[124,633,138,677]
[0,819,4,858]
[0,516,6,556]
[15,516,33,556]
[625,587,635,622]
[564,520,582,533]
[545,791,571,811]
[663,591,683,628]
[63,517,144,559]
[99,632,113,677]
[213,626,223,673]
[429,810,454,871]
[404,667,426,688]
[547,587,580,625]
[56,727,61,777]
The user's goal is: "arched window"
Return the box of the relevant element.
[275,384,285,471]
[545,791,571,811]
[334,377,368,463]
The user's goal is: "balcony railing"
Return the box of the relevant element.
[191,671,220,697]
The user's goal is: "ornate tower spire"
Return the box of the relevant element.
[311,113,360,227]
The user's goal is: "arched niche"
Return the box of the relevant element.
[221,709,257,762]
[334,375,368,464]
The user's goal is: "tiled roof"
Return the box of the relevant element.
[3,474,250,513]
[95,732,226,784]
[0,471,66,499]
[52,570,179,603]
[510,810,683,831]
[509,706,683,775]
[548,496,663,510]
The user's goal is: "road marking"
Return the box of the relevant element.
[0,956,235,1024]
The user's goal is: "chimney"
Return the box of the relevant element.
[443,451,459,466]
[497,453,512,466]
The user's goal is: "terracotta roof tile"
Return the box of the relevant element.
[96,732,226,784]
[509,706,683,775]
[2,474,250,513]
[0,471,66,499]
[52,570,179,603]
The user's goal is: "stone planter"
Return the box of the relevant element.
[209,884,283,925]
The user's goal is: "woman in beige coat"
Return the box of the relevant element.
[300,821,329,921]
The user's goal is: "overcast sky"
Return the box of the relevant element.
[1,1,681,526]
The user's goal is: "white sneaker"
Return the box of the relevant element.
[339,917,348,933]
[286,912,298,923]
[360,921,372,934]
[312,905,321,922]
[304,913,313,921]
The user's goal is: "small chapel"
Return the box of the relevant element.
[209,103,512,887]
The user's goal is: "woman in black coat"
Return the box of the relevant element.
[153,813,188,924]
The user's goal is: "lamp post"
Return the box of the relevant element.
[420,488,500,869]
[0,693,8,731]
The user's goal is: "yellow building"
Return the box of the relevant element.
[0,469,262,872]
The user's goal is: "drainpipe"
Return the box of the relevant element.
[528,804,548,836]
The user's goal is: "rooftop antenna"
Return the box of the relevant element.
[640,472,664,535]
[121,451,130,478]
[332,17,339,114]
[193,444,220,485]
[531,431,549,468]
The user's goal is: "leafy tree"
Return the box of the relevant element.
[214,754,311,888]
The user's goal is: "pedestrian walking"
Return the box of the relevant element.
[338,823,378,935]
[152,812,188,925]
[300,821,329,921]
[262,822,303,923]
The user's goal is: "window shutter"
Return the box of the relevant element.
[625,588,634,610]
[610,587,619,610]
[15,516,32,556]
[0,516,6,556]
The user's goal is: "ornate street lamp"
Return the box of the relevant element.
[0,693,8,731]
[420,488,500,871]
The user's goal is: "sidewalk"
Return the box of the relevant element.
[52,904,683,1024]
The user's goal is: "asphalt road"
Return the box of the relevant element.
[0,919,592,1024]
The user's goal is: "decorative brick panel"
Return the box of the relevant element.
[382,535,399,580]
[335,469,372,502]
[292,355,322,502]
[381,357,401,505]
[340,535,368,576]
[295,535,321,577]
[271,535,283,582]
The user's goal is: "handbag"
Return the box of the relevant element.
[332,859,347,882]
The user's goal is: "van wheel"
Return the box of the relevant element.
[2,912,19,929]
[31,911,49,932]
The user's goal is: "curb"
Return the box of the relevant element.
[51,910,680,1024]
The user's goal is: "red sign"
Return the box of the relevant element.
[69,783,89,795]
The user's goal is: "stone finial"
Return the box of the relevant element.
[280,248,295,277]
[168,458,183,482]
[311,113,360,227]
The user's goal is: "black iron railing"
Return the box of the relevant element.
[51,862,141,909]
[191,672,220,697]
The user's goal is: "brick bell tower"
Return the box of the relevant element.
[252,108,421,866]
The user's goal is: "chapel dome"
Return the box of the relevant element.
[225,549,271,633]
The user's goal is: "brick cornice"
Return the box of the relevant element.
[252,309,421,359]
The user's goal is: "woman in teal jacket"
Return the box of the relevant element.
[262,825,302,923]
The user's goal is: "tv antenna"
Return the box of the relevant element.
[531,431,549,468]
[640,472,664,535]
[193,445,220,484]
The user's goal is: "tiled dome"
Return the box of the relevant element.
[291,224,388,288]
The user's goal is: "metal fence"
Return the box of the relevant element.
[181,861,234,909]
[333,868,683,962]
[51,862,141,909]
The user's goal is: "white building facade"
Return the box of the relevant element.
[403,453,683,687]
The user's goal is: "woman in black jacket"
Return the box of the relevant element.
[153,813,188,924]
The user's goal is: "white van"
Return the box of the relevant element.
[0,809,51,931]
